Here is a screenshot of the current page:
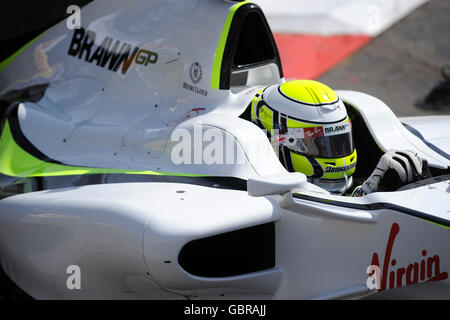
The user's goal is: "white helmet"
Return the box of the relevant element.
[250,80,357,193]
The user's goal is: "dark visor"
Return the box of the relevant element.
[292,132,354,158]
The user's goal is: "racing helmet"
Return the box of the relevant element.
[250,80,357,193]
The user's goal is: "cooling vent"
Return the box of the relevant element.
[178,222,275,277]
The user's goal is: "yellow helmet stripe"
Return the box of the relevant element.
[279,80,339,105]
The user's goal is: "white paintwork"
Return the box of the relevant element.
[2,0,284,179]
[1,0,226,166]
[0,0,449,300]
[15,75,284,179]
[370,180,450,221]
[247,172,306,197]
[279,192,377,224]
[0,180,448,299]
[0,182,282,299]
[142,184,283,296]
[274,187,449,299]
[399,116,450,155]
[338,90,450,169]
[253,0,428,36]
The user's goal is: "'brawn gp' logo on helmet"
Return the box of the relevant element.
[251,80,357,193]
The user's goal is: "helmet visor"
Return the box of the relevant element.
[295,132,354,158]
[278,120,354,158]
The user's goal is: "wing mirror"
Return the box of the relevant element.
[247,172,306,197]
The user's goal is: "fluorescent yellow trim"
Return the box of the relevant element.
[287,118,319,128]
[0,121,206,178]
[211,1,251,89]
[259,105,273,130]
[287,116,349,128]
[290,153,314,176]
[280,80,338,105]
[251,88,264,123]
[421,219,450,230]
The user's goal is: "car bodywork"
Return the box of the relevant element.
[0,0,448,299]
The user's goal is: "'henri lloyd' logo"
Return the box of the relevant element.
[367,222,448,291]
[183,62,208,96]
[189,62,202,84]
[67,27,158,75]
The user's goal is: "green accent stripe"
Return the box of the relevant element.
[211,1,250,89]
[421,219,450,230]
[0,120,205,178]
[0,30,48,73]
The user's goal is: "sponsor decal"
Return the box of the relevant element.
[67,27,158,75]
[272,131,288,148]
[183,62,208,96]
[324,122,350,136]
[324,162,356,173]
[189,62,202,84]
[272,120,351,147]
[280,121,351,140]
[367,222,448,291]
[304,126,324,138]
[183,82,208,96]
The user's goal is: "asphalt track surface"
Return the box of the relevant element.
[318,0,450,118]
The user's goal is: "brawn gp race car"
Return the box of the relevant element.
[0,0,449,299]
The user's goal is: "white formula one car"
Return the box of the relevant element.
[0,0,449,299]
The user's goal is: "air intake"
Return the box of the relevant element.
[178,223,275,277]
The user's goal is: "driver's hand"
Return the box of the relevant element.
[360,150,423,195]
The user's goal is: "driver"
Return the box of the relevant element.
[250,79,424,196]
